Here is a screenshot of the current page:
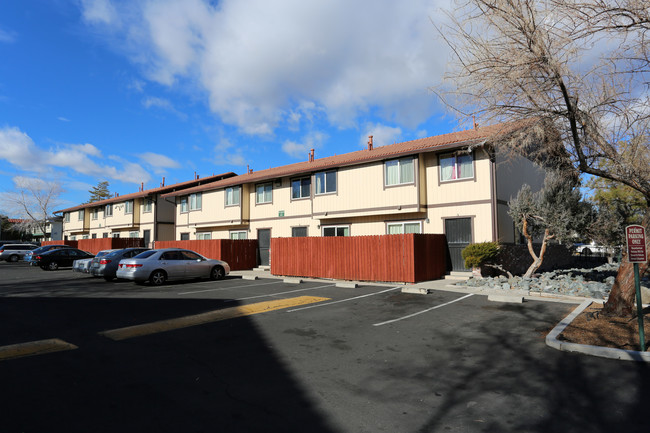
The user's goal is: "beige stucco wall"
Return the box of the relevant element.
[312,161,421,219]
[424,149,493,206]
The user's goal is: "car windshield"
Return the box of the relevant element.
[134,250,157,259]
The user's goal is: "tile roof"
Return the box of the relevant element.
[57,172,237,213]
[163,120,531,197]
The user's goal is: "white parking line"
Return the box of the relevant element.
[373,293,474,326]
[224,284,335,302]
[287,287,402,312]
[178,279,284,295]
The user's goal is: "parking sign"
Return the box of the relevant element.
[626,225,647,263]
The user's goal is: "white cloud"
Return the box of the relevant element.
[57,116,71,122]
[0,126,151,185]
[212,137,247,166]
[80,0,119,25]
[359,123,403,148]
[0,126,43,169]
[142,96,188,120]
[282,131,328,159]
[0,27,16,43]
[81,0,450,134]
[138,152,181,174]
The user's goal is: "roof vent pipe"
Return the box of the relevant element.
[368,136,373,151]
[162,176,165,187]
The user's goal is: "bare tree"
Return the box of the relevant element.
[0,177,65,241]
[437,0,650,316]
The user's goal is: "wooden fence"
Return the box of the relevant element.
[42,238,144,254]
[271,234,448,283]
[155,239,258,271]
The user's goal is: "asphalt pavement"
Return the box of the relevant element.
[1,262,650,433]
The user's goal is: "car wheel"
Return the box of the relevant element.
[210,266,225,280]
[9,255,19,262]
[149,270,167,286]
[48,261,59,271]
[581,248,592,256]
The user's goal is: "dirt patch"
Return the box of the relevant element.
[559,303,650,352]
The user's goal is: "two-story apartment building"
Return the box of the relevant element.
[162,121,546,270]
[58,173,236,246]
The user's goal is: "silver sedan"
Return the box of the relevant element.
[115,248,230,285]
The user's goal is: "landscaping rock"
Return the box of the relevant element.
[456,263,646,300]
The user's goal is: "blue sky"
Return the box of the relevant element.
[0,0,459,215]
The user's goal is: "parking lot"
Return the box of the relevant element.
[2,261,650,433]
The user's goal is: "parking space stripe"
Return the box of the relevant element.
[223,283,335,303]
[99,296,331,341]
[373,293,474,327]
[0,338,78,361]
[286,287,402,312]
[178,279,284,295]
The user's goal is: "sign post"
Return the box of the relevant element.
[626,225,647,351]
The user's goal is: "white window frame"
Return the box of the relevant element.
[189,193,202,211]
[196,232,212,240]
[124,200,133,215]
[321,225,350,237]
[143,198,153,213]
[439,152,474,182]
[256,183,273,204]
[385,156,415,186]
[291,177,311,200]
[387,221,422,235]
[91,208,98,220]
[180,197,188,213]
[64,213,70,223]
[315,170,337,195]
[225,186,241,206]
[230,230,248,240]
[105,204,113,217]
[77,210,84,221]
[129,231,139,238]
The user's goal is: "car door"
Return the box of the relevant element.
[158,251,186,280]
[63,249,82,267]
[181,250,208,278]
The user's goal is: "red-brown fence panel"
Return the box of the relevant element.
[41,240,78,249]
[271,234,447,283]
[77,238,145,254]
[154,239,258,271]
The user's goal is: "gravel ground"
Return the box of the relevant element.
[456,263,649,300]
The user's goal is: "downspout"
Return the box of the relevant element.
[153,194,158,247]
[489,147,498,242]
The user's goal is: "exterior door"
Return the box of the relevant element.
[143,229,151,248]
[445,218,472,271]
[257,229,271,266]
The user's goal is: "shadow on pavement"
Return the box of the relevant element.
[0,296,338,433]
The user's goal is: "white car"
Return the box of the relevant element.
[72,258,94,273]
[72,249,119,273]
[0,244,38,262]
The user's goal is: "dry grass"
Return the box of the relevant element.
[559,304,650,352]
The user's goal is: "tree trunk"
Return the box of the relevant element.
[602,215,650,317]
[523,228,550,278]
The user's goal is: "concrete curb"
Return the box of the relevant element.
[546,300,650,362]
[487,294,523,303]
